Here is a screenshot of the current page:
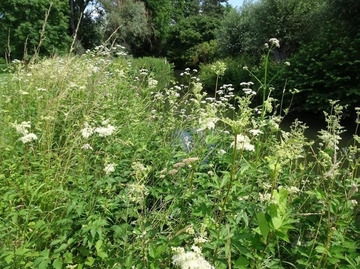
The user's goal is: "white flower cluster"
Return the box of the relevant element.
[171,245,214,269]
[148,77,158,89]
[231,134,255,151]
[104,163,116,175]
[197,117,218,132]
[12,121,38,144]
[81,121,116,138]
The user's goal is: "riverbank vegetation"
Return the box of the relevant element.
[1,0,360,268]
[1,40,359,268]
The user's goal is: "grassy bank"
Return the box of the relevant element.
[0,43,359,268]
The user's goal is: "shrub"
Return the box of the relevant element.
[199,55,253,93]
[127,56,174,90]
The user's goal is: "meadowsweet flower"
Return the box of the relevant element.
[13,121,31,135]
[81,122,94,138]
[194,236,208,245]
[249,129,263,136]
[183,157,200,164]
[19,133,37,144]
[104,163,116,175]
[231,134,255,151]
[81,144,93,150]
[197,117,218,131]
[127,183,149,203]
[172,245,214,269]
[94,124,116,137]
[169,169,178,175]
[186,226,195,235]
[259,192,272,202]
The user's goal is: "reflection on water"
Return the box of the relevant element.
[280,112,356,149]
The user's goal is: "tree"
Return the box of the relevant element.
[99,0,151,54]
[200,0,228,16]
[166,14,221,68]
[139,0,172,55]
[217,0,323,61]
[0,0,71,60]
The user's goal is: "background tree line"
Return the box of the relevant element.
[0,0,359,114]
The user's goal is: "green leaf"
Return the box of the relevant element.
[256,212,269,242]
[272,216,282,230]
[53,258,63,269]
[85,257,94,266]
[235,256,249,267]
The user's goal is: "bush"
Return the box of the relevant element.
[127,56,174,90]
[199,55,253,93]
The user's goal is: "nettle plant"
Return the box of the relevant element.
[0,39,359,269]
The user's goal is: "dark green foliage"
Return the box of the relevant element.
[199,55,253,93]
[182,40,219,68]
[281,33,360,114]
[141,0,172,55]
[166,15,221,68]
[129,57,175,90]
[0,0,71,60]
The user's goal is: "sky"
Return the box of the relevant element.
[227,0,245,8]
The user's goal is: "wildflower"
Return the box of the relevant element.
[269,38,280,48]
[174,162,186,168]
[172,245,214,269]
[104,163,116,175]
[243,66,248,71]
[197,117,218,132]
[218,149,226,155]
[249,129,263,136]
[81,144,93,150]
[348,184,358,198]
[13,121,31,135]
[168,169,178,175]
[127,183,149,203]
[19,133,38,144]
[284,61,290,66]
[81,122,94,139]
[148,77,158,89]
[186,226,195,235]
[194,236,208,245]
[231,134,255,152]
[210,61,226,76]
[94,124,116,137]
[259,193,271,202]
[183,157,199,164]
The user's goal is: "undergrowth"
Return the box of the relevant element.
[0,40,359,269]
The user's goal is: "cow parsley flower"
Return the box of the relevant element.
[269,38,280,48]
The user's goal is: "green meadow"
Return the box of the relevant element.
[0,43,359,269]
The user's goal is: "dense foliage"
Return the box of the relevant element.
[0,43,359,268]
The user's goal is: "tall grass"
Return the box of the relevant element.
[0,41,359,269]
